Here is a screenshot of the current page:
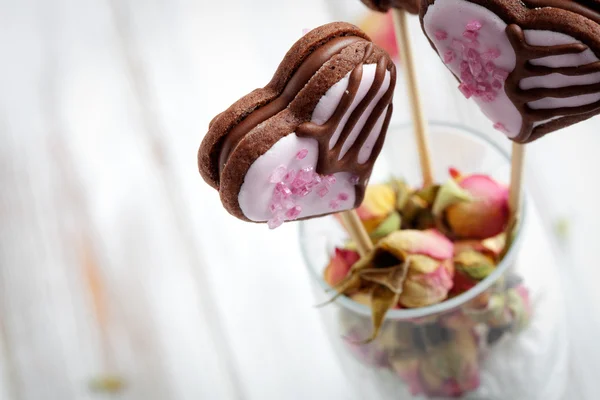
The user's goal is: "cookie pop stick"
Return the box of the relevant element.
[198,22,398,255]
[360,1,435,187]
[391,9,434,187]
[509,143,525,229]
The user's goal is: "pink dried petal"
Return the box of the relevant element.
[435,30,448,41]
[493,68,509,82]
[329,199,340,210]
[466,20,482,31]
[269,165,287,183]
[285,205,302,220]
[443,50,455,64]
[492,79,502,90]
[296,148,308,160]
[338,192,349,201]
[458,83,473,99]
[348,175,360,185]
[463,30,478,42]
[482,48,500,60]
[484,61,496,73]
[267,215,284,229]
[317,185,329,198]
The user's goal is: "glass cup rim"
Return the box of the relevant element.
[299,120,527,320]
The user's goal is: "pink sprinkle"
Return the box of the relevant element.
[269,165,287,183]
[460,61,469,73]
[493,68,509,82]
[324,175,336,186]
[460,69,474,85]
[492,79,502,90]
[274,182,292,199]
[285,206,302,220]
[481,90,497,102]
[283,170,296,184]
[296,148,308,160]
[463,30,478,42]
[469,60,483,77]
[338,192,349,201]
[452,39,465,51]
[493,122,508,133]
[484,61,496,73]
[268,215,284,229]
[317,186,329,198]
[269,201,282,214]
[329,199,340,210]
[482,48,500,61]
[466,20,482,31]
[465,39,480,49]
[348,175,360,185]
[291,186,310,197]
[282,197,295,210]
[443,50,455,64]
[458,83,473,99]
[435,30,448,41]
[466,48,479,62]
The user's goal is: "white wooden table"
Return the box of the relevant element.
[1,0,599,399]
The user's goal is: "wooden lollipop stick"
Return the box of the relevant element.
[509,143,526,224]
[392,9,435,188]
[340,210,374,256]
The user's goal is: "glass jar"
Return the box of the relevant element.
[299,122,568,400]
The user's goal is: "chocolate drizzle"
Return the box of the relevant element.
[217,36,363,175]
[296,46,397,206]
[523,0,600,24]
[504,24,600,141]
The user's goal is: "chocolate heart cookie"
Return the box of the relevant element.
[198,22,397,228]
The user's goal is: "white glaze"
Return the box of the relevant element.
[520,72,600,90]
[327,65,375,150]
[423,0,522,138]
[338,68,391,160]
[525,30,599,68]
[529,93,600,110]
[358,105,389,164]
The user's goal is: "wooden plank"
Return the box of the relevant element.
[103,0,357,399]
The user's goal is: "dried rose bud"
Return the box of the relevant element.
[355,184,397,232]
[454,250,497,281]
[392,230,455,308]
[323,248,360,287]
[434,172,509,240]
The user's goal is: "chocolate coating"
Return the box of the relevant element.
[362,0,421,14]
[420,0,600,143]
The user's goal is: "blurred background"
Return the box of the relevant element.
[1,0,599,399]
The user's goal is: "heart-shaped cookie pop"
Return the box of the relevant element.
[198,22,397,228]
[420,0,600,143]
